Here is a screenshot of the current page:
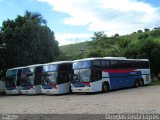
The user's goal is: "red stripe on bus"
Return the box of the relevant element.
[102,69,136,73]
[49,83,57,88]
[80,82,90,87]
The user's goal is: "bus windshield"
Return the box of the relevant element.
[21,74,34,86]
[5,70,17,87]
[21,67,34,86]
[73,61,91,69]
[73,69,91,82]
[42,64,58,72]
[41,72,57,84]
[5,77,16,87]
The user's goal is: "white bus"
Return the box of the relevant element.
[21,64,43,94]
[41,61,72,94]
[5,67,24,94]
[71,57,151,93]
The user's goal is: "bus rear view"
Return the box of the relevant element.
[41,61,72,94]
[5,67,23,94]
[21,65,42,94]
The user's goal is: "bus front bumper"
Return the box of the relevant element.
[21,89,37,94]
[5,89,20,94]
[41,89,59,94]
[71,87,92,92]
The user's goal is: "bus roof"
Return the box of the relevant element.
[103,57,127,59]
[73,57,102,62]
[7,66,26,71]
[73,57,149,62]
[43,61,72,66]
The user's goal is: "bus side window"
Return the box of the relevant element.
[101,60,110,68]
[92,60,101,68]
[110,60,118,69]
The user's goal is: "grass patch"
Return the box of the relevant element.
[150,80,160,86]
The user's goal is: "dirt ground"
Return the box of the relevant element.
[0,86,160,114]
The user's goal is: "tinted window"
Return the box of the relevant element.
[92,60,101,68]
[141,61,149,68]
[35,66,43,85]
[58,64,72,84]
[101,60,110,68]
[119,60,125,68]
[110,60,119,69]
[17,69,22,86]
[73,61,91,69]
[57,71,67,84]
[23,67,34,74]
[42,65,58,72]
[6,70,17,77]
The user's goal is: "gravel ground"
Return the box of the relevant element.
[0,86,160,114]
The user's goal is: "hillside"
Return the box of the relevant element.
[60,41,91,59]
[60,29,156,58]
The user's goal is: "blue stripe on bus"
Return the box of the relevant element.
[108,71,142,89]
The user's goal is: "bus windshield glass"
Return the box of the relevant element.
[73,61,91,69]
[5,70,17,87]
[21,67,34,86]
[73,69,91,82]
[42,64,58,72]
[41,72,57,85]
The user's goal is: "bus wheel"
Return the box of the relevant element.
[139,79,144,87]
[134,80,139,88]
[102,83,109,93]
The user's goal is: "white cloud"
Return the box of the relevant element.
[55,33,92,46]
[37,0,160,43]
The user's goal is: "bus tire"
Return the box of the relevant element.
[139,79,144,87]
[134,79,139,88]
[102,83,109,93]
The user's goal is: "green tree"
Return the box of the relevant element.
[150,29,160,37]
[137,30,143,33]
[24,10,47,25]
[85,49,104,57]
[106,38,131,57]
[114,33,119,37]
[0,11,60,74]
[125,39,160,78]
[138,33,149,40]
[144,28,150,32]
[91,31,107,41]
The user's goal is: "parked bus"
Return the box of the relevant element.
[41,61,72,94]
[71,57,151,93]
[5,67,24,94]
[21,64,43,94]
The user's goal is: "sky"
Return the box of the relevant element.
[0,0,160,46]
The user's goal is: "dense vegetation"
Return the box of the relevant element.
[0,11,60,78]
[60,29,160,80]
